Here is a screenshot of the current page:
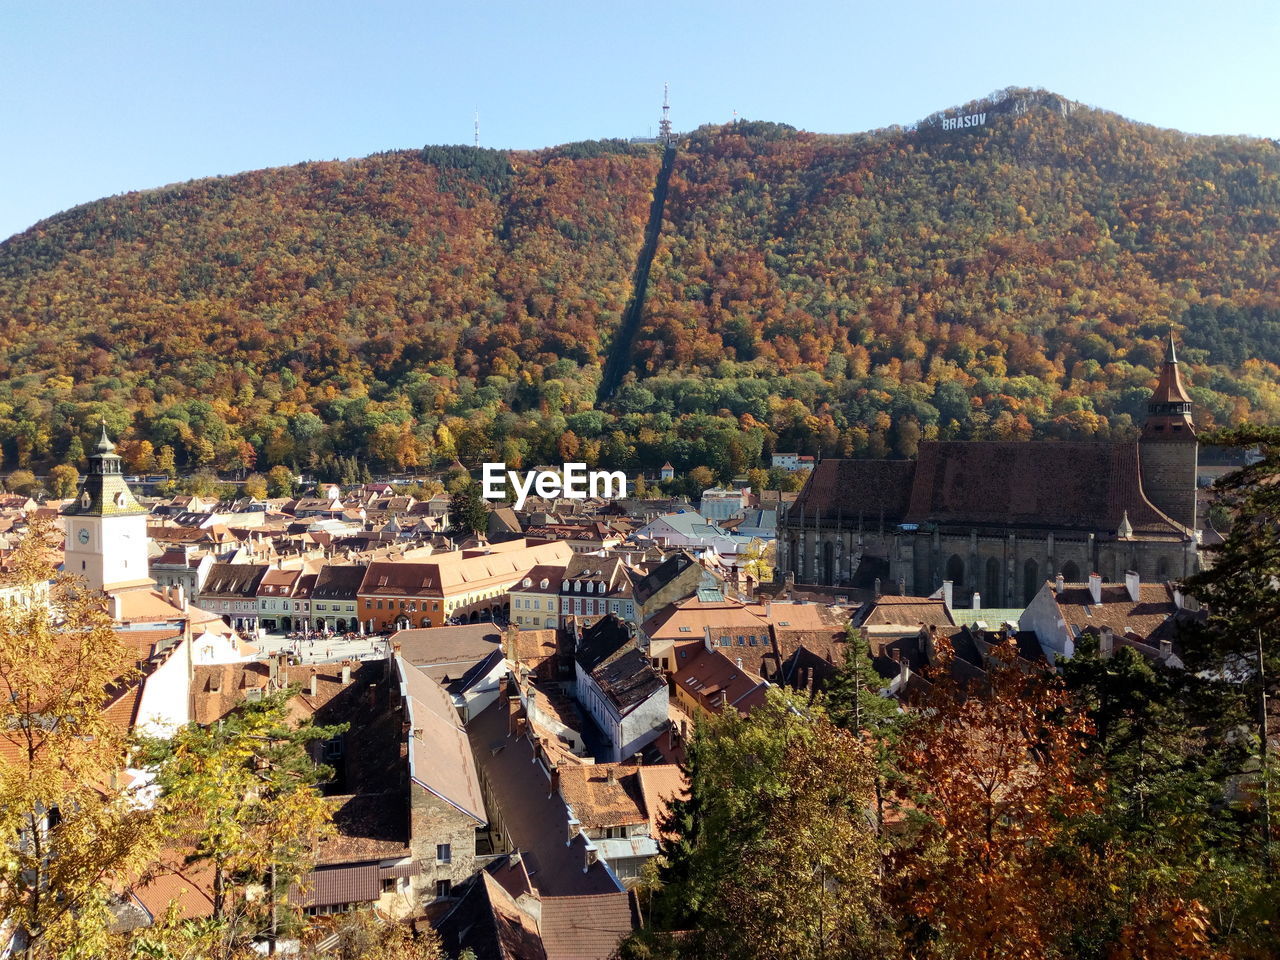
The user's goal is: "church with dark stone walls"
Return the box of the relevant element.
[777,336,1199,605]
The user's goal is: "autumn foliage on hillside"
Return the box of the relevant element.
[1,89,1278,475]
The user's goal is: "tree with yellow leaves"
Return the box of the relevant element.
[140,690,346,957]
[0,517,156,957]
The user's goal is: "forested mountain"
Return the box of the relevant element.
[1,88,1278,477]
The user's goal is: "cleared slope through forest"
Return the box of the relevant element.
[597,144,676,402]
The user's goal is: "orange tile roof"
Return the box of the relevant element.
[557,765,647,830]
[127,853,216,922]
[635,765,688,844]
[673,645,768,717]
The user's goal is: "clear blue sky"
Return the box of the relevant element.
[2,0,1278,240]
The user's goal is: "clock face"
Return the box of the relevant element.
[77,528,90,544]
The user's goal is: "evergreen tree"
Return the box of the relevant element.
[821,623,907,830]
[1060,638,1259,958]
[450,480,490,536]
[1179,424,1280,952]
[637,690,891,959]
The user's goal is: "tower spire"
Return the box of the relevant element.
[1165,327,1178,364]
[97,419,115,454]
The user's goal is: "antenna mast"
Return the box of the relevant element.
[474,110,480,148]
[658,82,672,143]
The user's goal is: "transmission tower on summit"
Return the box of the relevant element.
[658,83,672,143]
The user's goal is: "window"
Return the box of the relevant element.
[436,843,451,864]
[435,879,452,898]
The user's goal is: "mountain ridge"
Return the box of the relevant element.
[1,88,1277,478]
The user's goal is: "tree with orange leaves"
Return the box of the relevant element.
[888,637,1100,960]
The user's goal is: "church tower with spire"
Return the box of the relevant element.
[1139,332,1198,532]
[61,425,152,593]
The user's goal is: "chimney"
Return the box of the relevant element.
[1124,569,1140,604]
[548,764,560,797]
[341,660,352,685]
[972,591,981,610]
[1158,638,1173,661]
[309,673,318,697]
[1099,626,1114,658]
[1055,573,1065,594]
[605,766,616,786]
[736,657,743,670]
[703,625,715,653]
[941,580,953,612]
[1088,573,1102,606]
[890,647,900,663]
[110,593,123,622]
[874,577,882,597]
[898,657,909,685]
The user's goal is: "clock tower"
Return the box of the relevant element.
[61,424,152,594]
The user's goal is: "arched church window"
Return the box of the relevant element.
[1023,558,1039,605]
[945,554,964,589]
[985,557,1000,606]
[1061,560,1081,583]
[1156,557,1171,581]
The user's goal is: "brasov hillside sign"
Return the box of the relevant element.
[942,112,987,131]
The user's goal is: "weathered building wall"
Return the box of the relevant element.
[408,781,482,900]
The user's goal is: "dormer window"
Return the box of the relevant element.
[523,578,532,588]
[115,491,127,508]
[540,579,549,590]
[81,491,91,509]
[562,580,570,591]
